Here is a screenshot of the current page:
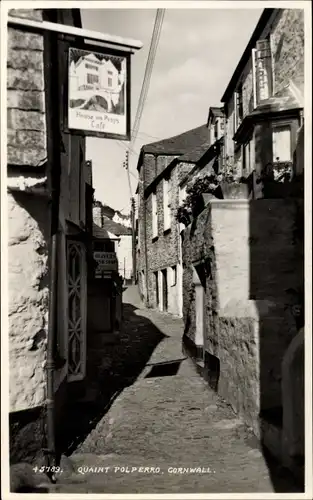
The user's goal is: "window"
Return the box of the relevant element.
[243,140,254,174]
[87,73,99,85]
[272,125,291,163]
[210,125,215,145]
[151,192,158,238]
[234,84,243,130]
[163,176,172,231]
[108,78,112,87]
[171,265,177,287]
[179,185,187,207]
[252,38,273,106]
[85,63,98,71]
[108,70,113,75]
[214,121,218,140]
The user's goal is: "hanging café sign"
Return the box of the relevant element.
[68,47,131,140]
[7,14,142,140]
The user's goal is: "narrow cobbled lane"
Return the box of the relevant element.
[52,286,300,494]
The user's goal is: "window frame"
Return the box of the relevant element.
[87,73,99,85]
[171,265,177,287]
[272,122,292,164]
[151,191,158,239]
[163,176,172,232]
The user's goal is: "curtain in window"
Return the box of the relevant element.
[273,126,291,162]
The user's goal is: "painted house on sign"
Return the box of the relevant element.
[72,53,121,92]
[69,51,126,113]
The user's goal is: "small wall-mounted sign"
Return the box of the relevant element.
[94,251,118,273]
[68,47,130,140]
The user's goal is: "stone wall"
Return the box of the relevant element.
[182,199,303,434]
[144,164,181,312]
[7,10,46,168]
[7,9,49,415]
[271,9,304,96]
[8,192,50,412]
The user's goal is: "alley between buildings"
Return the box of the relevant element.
[48,286,300,494]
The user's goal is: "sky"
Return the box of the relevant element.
[81,6,263,214]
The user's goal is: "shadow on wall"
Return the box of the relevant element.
[181,193,304,493]
[250,198,305,491]
[57,302,168,457]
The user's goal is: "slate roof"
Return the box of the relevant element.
[178,139,212,163]
[141,124,209,156]
[92,223,116,240]
[101,216,132,236]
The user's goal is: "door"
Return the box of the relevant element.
[67,240,87,381]
[162,268,168,312]
[193,264,206,361]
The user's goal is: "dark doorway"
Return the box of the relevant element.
[162,268,168,312]
[154,271,159,307]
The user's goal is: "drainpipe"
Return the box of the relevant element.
[43,27,61,482]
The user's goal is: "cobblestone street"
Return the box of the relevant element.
[51,286,300,494]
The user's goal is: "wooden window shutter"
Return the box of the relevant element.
[255,39,273,103]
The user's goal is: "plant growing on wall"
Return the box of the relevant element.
[176,159,248,226]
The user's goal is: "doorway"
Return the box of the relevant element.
[162,268,168,312]
[154,271,159,308]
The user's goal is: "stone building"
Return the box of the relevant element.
[93,203,133,281]
[221,8,304,184]
[136,124,210,316]
[181,8,305,481]
[7,8,90,465]
[6,7,141,467]
[178,106,225,204]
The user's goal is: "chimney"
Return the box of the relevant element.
[93,206,102,227]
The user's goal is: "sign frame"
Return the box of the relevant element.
[65,41,131,141]
[93,251,118,273]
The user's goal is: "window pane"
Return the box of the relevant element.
[273,126,291,162]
